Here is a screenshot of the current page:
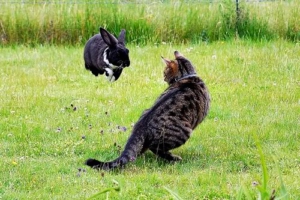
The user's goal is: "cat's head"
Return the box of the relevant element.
[162,51,196,84]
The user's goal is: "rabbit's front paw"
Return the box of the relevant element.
[104,68,115,82]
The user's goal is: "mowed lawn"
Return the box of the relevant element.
[0,40,299,199]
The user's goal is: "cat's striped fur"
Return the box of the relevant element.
[86,51,210,170]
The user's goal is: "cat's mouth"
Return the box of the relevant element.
[163,73,167,82]
[164,74,173,83]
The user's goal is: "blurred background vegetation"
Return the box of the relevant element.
[0,0,299,46]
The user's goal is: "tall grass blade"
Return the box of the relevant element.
[274,157,288,200]
[237,183,253,200]
[164,186,183,200]
[253,134,270,200]
[87,180,120,200]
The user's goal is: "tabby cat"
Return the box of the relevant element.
[86,51,210,170]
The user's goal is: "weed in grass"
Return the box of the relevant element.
[251,136,288,200]
[87,179,120,200]
[164,186,183,200]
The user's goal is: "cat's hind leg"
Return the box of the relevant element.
[150,147,182,161]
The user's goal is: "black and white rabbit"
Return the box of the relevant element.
[83,27,130,82]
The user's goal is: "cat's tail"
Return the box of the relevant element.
[85,155,132,170]
[85,133,145,170]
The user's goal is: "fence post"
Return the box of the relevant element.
[235,0,240,38]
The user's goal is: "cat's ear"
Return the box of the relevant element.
[161,56,171,66]
[174,51,184,59]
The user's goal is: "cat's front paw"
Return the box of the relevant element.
[170,155,182,162]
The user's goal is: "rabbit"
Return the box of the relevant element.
[83,27,130,82]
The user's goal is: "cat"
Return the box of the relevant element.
[86,51,210,170]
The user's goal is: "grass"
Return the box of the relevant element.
[0,40,299,199]
[0,0,299,45]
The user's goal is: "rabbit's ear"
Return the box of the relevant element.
[118,29,126,46]
[100,27,118,47]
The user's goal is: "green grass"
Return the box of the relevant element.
[0,0,299,45]
[0,40,299,199]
